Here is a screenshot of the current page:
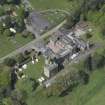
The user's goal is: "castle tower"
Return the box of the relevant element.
[45,57,51,65]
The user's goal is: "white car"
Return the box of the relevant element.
[71,53,79,60]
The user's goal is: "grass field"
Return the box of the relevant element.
[30,0,74,11]
[85,86,105,105]
[0,33,32,58]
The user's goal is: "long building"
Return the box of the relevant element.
[42,27,89,78]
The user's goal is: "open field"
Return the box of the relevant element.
[85,84,105,105]
[30,0,75,11]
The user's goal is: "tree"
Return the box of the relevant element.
[45,76,66,97]
[6,0,13,3]
[16,53,25,64]
[84,54,93,72]
[92,52,105,69]
[4,16,11,28]
[45,69,80,97]
[16,18,25,32]
[79,70,89,84]
[4,58,17,67]
[0,0,6,5]
[3,29,12,37]
[86,32,92,39]
[0,6,5,16]
[65,15,76,29]
[0,68,10,88]
[13,0,21,5]
[65,8,81,29]
[2,97,12,105]
[29,78,39,91]
[6,0,21,5]
[101,24,105,37]
[11,90,27,105]
[0,66,11,103]
[0,22,4,34]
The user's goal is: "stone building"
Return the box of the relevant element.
[44,62,58,78]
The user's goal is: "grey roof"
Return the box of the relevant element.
[45,63,58,71]
[43,48,55,58]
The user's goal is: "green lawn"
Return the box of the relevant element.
[30,0,74,11]
[24,56,45,79]
[43,11,65,25]
[85,86,105,105]
[16,56,45,94]
[0,33,32,58]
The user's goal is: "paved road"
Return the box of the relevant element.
[0,19,67,63]
[44,44,103,86]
